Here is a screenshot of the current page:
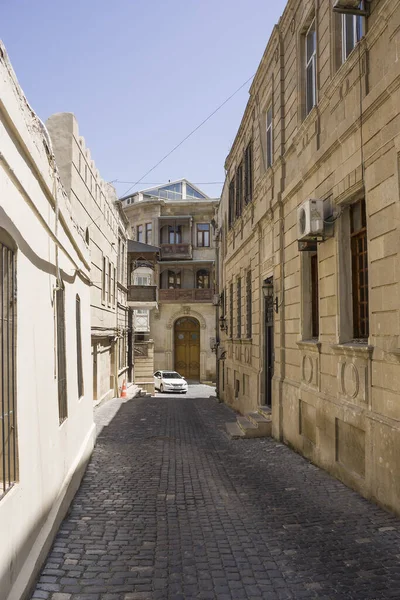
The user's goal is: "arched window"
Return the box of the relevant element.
[196,269,210,289]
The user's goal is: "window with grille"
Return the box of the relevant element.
[0,237,18,496]
[244,141,253,204]
[246,271,252,338]
[230,282,233,338]
[305,19,317,116]
[56,287,68,423]
[228,180,235,228]
[310,253,319,338]
[76,295,84,398]
[237,277,242,338]
[342,3,364,62]
[235,163,243,218]
[137,225,143,243]
[197,224,210,247]
[145,222,152,244]
[351,199,369,339]
[266,107,273,169]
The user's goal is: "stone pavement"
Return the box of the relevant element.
[31,392,400,600]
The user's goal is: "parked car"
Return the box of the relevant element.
[154,370,188,394]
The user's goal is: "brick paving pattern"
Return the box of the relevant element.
[31,394,400,599]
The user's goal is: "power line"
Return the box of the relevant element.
[114,180,225,186]
[121,72,255,198]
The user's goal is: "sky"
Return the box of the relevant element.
[1,0,287,200]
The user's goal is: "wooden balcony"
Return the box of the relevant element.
[158,288,213,303]
[160,243,192,260]
[127,285,157,303]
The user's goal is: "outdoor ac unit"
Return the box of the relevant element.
[297,199,324,241]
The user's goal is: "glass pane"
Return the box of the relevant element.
[306,62,315,113]
[306,23,316,62]
[197,223,209,231]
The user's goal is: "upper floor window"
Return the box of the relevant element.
[244,142,253,205]
[235,163,243,218]
[305,19,317,116]
[145,222,152,244]
[168,225,182,244]
[237,277,242,338]
[196,269,210,289]
[228,180,235,228]
[137,225,143,243]
[342,4,364,62]
[168,270,181,289]
[230,282,234,338]
[197,223,210,247]
[350,199,368,339]
[246,270,252,338]
[266,107,273,169]
[135,275,151,286]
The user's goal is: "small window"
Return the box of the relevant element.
[235,163,243,218]
[145,222,152,244]
[244,142,253,205]
[196,269,210,289]
[342,4,364,62]
[137,225,143,243]
[351,199,369,339]
[246,270,252,338]
[266,107,273,168]
[237,277,242,339]
[228,180,235,227]
[76,295,84,398]
[197,224,210,247]
[135,275,150,286]
[305,19,317,116]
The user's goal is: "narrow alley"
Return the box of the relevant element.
[32,390,400,600]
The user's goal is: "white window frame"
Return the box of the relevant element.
[342,4,364,62]
[305,19,317,116]
[266,106,273,169]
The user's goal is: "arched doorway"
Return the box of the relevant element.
[174,317,200,380]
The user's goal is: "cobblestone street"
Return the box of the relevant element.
[32,392,400,600]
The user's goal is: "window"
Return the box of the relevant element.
[168,225,182,244]
[108,260,112,306]
[244,141,253,205]
[310,253,319,338]
[0,235,18,494]
[56,287,68,423]
[135,275,151,286]
[168,270,181,289]
[246,271,252,338]
[145,222,152,244]
[228,180,235,227]
[136,225,143,243]
[235,163,243,218]
[230,282,234,338]
[196,269,210,289]
[113,266,116,307]
[351,199,369,338]
[197,223,210,247]
[102,255,106,304]
[342,4,364,62]
[76,295,84,398]
[237,277,242,338]
[266,106,273,168]
[305,19,317,116]
[121,242,125,286]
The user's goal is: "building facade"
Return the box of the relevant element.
[217,0,400,515]
[123,180,218,384]
[47,114,130,402]
[0,45,94,599]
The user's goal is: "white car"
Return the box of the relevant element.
[154,370,188,394]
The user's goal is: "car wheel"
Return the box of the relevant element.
[160,384,164,393]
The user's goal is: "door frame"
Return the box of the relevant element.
[173,316,201,380]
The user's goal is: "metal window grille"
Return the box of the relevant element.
[0,240,17,496]
[228,180,235,228]
[230,283,233,338]
[235,163,243,218]
[305,19,317,115]
[56,288,68,423]
[351,200,369,338]
[76,295,84,398]
[266,107,273,168]
[246,271,252,338]
[310,253,319,338]
[244,142,253,204]
[237,278,242,338]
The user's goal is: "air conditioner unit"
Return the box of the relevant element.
[297,199,324,241]
[333,0,369,15]
[212,294,220,306]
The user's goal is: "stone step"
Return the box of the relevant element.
[246,412,272,436]
[225,421,246,439]
[258,405,272,420]
[237,416,262,438]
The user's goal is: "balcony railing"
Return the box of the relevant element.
[160,243,192,260]
[158,288,213,303]
[127,285,157,303]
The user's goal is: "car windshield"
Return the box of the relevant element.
[162,372,182,379]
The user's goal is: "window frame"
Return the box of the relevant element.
[167,270,181,289]
[244,141,253,205]
[350,199,369,339]
[305,18,317,116]
[237,277,242,339]
[228,179,235,228]
[246,270,252,339]
[266,106,273,169]
[145,222,152,244]
[197,223,210,247]
[235,163,243,218]
[341,6,364,62]
[196,269,210,289]
[136,225,144,243]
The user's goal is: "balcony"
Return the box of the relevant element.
[160,243,192,260]
[127,285,157,304]
[158,288,213,303]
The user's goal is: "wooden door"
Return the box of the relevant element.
[174,317,200,380]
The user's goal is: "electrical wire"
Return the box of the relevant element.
[121,73,256,198]
[114,180,225,186]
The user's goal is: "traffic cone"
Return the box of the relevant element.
[120,380,127,398]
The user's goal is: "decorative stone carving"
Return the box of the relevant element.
[338,358,367,404]
[166,308,207,330]
[297,341,320,391]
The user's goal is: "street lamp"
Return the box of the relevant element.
[262,279,279,313]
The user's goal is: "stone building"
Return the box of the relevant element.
[217,0,400,515]
[0,45,94,599]
[122,180,218,384]
[47,114,130,402]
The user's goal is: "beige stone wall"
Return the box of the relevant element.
[218,0,400,515]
